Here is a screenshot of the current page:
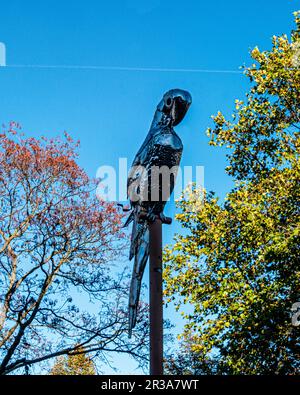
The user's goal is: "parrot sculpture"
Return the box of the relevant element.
[125,89,192,337]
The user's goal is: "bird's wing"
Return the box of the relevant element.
[127,127,159,200]
[132,127,158,165]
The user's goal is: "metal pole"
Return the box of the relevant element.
[149,217,163,375]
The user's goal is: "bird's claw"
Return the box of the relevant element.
[159,212,168,223]
[146,212,170,224]
[146,212,157,223]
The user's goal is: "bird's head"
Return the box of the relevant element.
[156,89,192,127]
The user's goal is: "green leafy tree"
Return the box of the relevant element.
[50,347,96,375]
[164,12,300,374]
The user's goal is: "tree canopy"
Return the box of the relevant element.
[164,11,300,374]
[0,124,148,375]
[50,347,96,375]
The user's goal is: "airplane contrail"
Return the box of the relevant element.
[6,64,243,74]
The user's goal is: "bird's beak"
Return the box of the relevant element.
[172,98,191,126]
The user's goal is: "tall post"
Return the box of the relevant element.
[149,218,163,375]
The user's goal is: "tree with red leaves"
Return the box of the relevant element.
[0,123,148,375]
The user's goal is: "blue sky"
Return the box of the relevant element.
[0,0,297,374]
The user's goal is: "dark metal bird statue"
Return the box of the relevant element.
[124,89,192,337]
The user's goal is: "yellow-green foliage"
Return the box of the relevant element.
[164,12,300,374]
[50,347,96,375]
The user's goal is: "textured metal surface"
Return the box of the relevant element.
[126,89,192,336]
[149,219,163,375]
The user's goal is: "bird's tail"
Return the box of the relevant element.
[128,210,149,338]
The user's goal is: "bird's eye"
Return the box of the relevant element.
[165,97,172,107]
